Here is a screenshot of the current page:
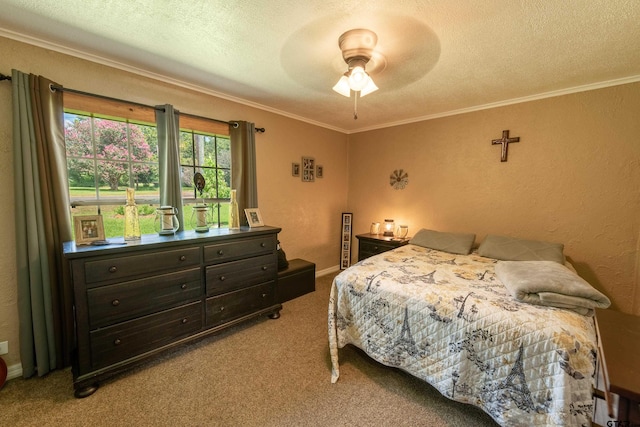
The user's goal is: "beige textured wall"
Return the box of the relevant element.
[348,83,640,315]
[0,37,347,370]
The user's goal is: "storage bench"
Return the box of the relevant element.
[277,258,315,303]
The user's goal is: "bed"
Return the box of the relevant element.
[328,231,610,427]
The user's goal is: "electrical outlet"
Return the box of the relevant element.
[0,341,8,355]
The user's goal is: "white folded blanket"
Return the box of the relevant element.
[494,260,611,316]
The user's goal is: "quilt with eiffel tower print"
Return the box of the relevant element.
[328,244,597,427]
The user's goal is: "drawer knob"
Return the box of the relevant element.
[262,293,267,298]
[180,283,187,290]
[109,266,117,273]
[373,246,379,251]
[181,318,188,324]
[262,266,268,271]
[179,255,186,261]
[218,250,224,256]
[219,276,226,281]
[260,242,266,248]
[220,306,225,311]
[111,299,120,306]
[113,339,121,346]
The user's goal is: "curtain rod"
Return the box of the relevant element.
[0,72,265,132]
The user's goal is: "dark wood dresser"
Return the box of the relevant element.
[356,233,410,261]
[63,226,282,398]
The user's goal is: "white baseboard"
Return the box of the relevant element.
[7,362,23,381]
[316,265,340,277]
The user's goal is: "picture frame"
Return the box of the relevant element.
[302,156,315,182]
[340,212,353,270]
[316,165,323,178]
[244,208,265,227]
[292,162,300,177]
[74,215,105,245]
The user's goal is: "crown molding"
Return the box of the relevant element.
[0,28,346,133]
[348,75,640,134]
[3,28,638,136]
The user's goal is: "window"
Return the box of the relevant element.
[64,93,231,238]
[179,129,231,228]
[65,111,160,237]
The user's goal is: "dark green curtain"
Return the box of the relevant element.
[12,70,73,376]
[156,104,184,230]
[230,121,258,226]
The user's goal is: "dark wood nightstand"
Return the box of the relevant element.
[592,308,640,426]
[356,233,410,261]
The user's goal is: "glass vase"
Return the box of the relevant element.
[229,189,240,229]
[124,187,141,241]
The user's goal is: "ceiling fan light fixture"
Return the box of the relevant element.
[332,74,351,97]
[359,77,378,97]
[347,66,369,91]
[333,28,382,119]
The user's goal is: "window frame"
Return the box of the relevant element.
[63,92,231,232]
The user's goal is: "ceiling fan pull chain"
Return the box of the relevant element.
[353,91,358,120]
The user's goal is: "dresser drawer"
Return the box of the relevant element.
[205,282,275,327]
[84,247,201,286]
[87,268,201,328]
[205,254,276,296]
[203,235,276,264]
[89,301,202,370]
[359,240,397,255]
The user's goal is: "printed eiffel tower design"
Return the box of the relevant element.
[501,343,535,411]
[396,306,416,348]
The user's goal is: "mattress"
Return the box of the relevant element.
[328,244,597,426]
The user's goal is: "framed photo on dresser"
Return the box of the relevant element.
[73,215,105,245]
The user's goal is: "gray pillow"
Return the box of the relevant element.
[409,228,476,255]
[478,234,564,264]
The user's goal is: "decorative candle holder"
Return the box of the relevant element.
[191,204,211,233]
[155,206,179,235]
[383,219,395,236]
[370,222,380,235]
[396,225,409,239]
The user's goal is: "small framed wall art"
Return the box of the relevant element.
[74,215,105,245]
[316,165,324,178]
[244,208,265,227]
[302,156,315,182]
[340,212,353,270]
[292,163,300,177]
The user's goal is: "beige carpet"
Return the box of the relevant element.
[1,272,498,427]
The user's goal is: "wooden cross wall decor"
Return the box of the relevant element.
[491,130,520,162]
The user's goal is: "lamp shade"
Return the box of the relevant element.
[359,77,378,97]
[332,75,351,97]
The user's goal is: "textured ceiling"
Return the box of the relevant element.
[1,0,639,133]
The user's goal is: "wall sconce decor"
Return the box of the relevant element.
[383,219,395,236]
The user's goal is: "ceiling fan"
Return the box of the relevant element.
[332,28,384,119]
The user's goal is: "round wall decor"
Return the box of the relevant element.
[390,169,409,190]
